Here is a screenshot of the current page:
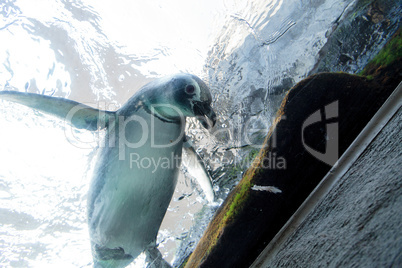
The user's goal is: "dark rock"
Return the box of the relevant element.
[259,88,402,268]
[310,0,401,75]
[185,30,402,268]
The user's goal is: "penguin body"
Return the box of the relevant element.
[0,73,216,267]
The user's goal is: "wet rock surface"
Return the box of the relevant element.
[184,27,401,268]
[310,0,401,75]
[174,1,401,266]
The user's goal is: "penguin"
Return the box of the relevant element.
[0,73,216,267]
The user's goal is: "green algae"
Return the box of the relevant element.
[360,29,402,76]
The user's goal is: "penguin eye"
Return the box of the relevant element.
[185,85,195,95]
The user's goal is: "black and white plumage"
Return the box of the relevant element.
[0,73,216,267]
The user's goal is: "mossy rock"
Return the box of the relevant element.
[310,0,401,74]
[360,28,402,86]
[185,31,401,268]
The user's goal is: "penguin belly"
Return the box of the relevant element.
[88,109,184,259]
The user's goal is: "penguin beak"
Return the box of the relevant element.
[193,101,217,129]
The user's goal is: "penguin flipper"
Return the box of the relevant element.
[182,140,214,203]
[0,91,115,130]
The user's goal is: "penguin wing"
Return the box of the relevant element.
[182,140,214,203]
[0,91,114,130]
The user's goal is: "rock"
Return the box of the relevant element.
[256,86,402,268]
[310,0,401,75]
[184,29,401,268]
[360,29,402,88]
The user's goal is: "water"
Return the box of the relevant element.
[1,0,397,267]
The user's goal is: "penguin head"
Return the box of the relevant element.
[145,74,216,129]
